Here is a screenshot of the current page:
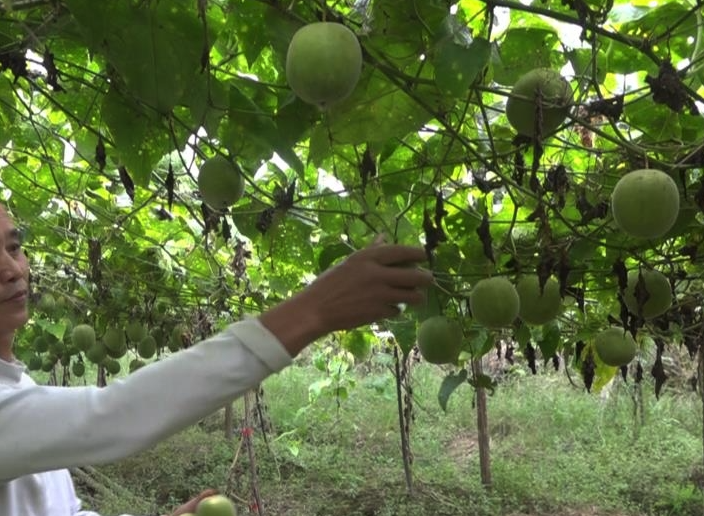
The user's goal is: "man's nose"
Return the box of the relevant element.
[0,251,22,283]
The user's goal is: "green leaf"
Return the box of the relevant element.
[537,320,561,358]
[0,76,17,148]
[438,368,468,412]
[492,27,561,86]
[100,87,172,187]
[433,37,491,97]
[317,242,353,272]
[386,318,418,356]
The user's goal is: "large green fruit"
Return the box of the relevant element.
[103,327,126,353]
[195,494,237,516]
[37,293,56,314]
[27,355,42,371]
[506,68,572,138]
[516,275,562,325]
[470,277,520,329]
[417,315,463,365]
[622,269,672,319]
[85,342,107,364]
[126,321,147,343]
[594,327,636,367]
[137,335,157,359]
[611,169,680,239]
[197,155,246,211]
[72,324,96,353]
[286,22,363,109]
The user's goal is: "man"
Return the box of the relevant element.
[0,204,433,515]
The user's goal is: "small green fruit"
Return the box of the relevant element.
[103,327,126,353]
[198,155,246,211]
[506,68,572,138]
[622,269,672,319]
[137,335,157,359]
[417,315,463,365]
[72,361,85,377]
[516,275,562,325]
[104,359,121,375]
[611,169,680,239]
[72,324,97,353]
[126,321,147,343]
[195,494,237,516]
[470,277,520,329]
[85,343,107,364]
[286,22,363,109]
[594,327,636,367]
[129,358,146,373]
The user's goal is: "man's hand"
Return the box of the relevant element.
[260,240,434,356]
[165,489,218,516]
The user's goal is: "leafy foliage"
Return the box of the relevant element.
[1,0,704,397]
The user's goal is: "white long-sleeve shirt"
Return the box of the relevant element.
[0,317,293,516]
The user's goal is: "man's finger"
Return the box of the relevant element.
[367,244,428,265]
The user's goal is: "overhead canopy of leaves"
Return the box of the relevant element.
[2,0,704,380]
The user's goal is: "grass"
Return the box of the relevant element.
[59,353,704,516]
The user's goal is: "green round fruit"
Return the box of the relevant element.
[33,336,49,353]
[27,355,42,371]
[103,327,126,353]
[470,277,520,329]
[197,155,246,211]
[41,355,58,372]
[169,325,187,352]
[129,358,146,373]
[516,275,562,325]
[611,169,680,239]
[85,343,107,364]
[106,340,128,359]
[195,494,237,516]
[137,335,157,359]
[506,68,572,138]
[285,22,363,109]
[72,361,85,377]
[37,293,56,314]
[72,324,97,353]
[622,269,672,319]
[126,321,147,343]
[417,315,463,365]
[104,359,121,375]
[594,327,637,367]
[59,354,71,367]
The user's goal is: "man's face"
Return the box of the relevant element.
[0,207,30,334]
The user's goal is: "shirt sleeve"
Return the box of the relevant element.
[0,317,292,482]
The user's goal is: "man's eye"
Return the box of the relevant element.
[8,243,21,253]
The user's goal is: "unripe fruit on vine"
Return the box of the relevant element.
[37,293,56,314]
[85,343,107,364]
[594,327,636,367]
[137,335,157,359]
[417,315,463,365]
[103,327,126,353]
[470,277,520,329]
[126,321,147,343]
[104,358,121,375]
[506,68,572,138]
[610,169,680,239]
[622,269,672,319]
[516,275,562,325]
[28,355,42,371]
[286,22,363,109]
[195,494,237,516]
[198,155,246,211]
[129,358,146,373]
[72,324,96,353]
[72,361,85,377]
